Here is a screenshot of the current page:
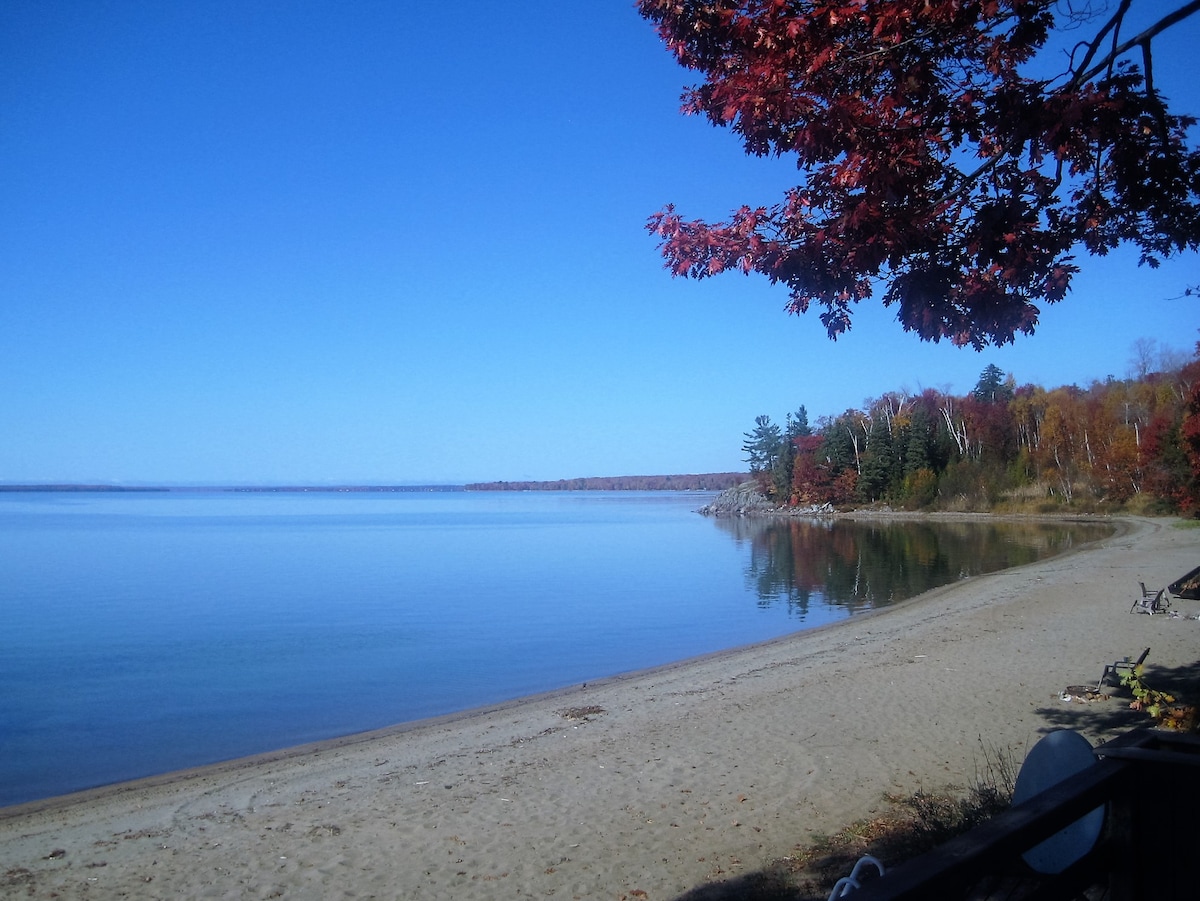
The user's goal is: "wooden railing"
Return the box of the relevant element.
[848,730,1200,901]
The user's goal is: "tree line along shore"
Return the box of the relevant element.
[738,350,1200,516]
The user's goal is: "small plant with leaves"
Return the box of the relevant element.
[1119,664,1196,731]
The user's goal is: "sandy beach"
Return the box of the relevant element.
[2,515,1197,900]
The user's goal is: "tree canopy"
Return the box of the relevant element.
[639,0,1200,348]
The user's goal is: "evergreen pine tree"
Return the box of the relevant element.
[742,415,783,474]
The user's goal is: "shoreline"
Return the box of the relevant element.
[0,568,975,823]
[3,516,1197,899]
[1,512,1119,820]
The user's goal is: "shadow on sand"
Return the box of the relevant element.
[1035,657,1200,736]
[668,657,1200,901]
[671,867,817,901]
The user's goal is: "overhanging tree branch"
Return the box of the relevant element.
[639,0,1200,347]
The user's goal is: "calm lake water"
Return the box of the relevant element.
[0,491,1111,806]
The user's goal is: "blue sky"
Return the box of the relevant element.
[2,1,1197,485]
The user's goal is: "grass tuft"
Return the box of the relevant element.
[769,742,1017,899]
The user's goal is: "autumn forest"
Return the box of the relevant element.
[742,340,1200,514]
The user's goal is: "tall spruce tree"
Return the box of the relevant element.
[973,364,1013,403]
[786,406,812,438]
[858,416,895,502]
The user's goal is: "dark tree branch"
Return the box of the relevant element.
[1074,0,1200,87]
[1074,0,1132,81]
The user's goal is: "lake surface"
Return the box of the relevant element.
[0,491,1111,806]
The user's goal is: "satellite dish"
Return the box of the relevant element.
[1011,730,1105,874]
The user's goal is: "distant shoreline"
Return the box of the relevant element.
[463,472,746,491]
[0,484,461,493]
[0,474,748,493]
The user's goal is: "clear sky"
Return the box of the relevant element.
[2,1,1197,485]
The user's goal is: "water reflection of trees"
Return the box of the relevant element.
[710,518,1113,618]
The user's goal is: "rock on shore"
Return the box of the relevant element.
[698,481,834,516]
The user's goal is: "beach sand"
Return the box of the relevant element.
[2,516,1197,900]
